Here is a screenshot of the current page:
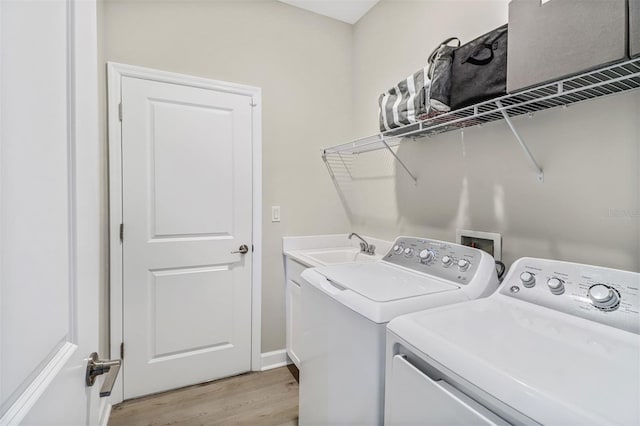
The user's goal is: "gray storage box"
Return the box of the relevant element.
[507,0,628,93]
[631,0,640,58]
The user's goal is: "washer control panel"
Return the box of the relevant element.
[500,257,640,334]
[383,236,482,285]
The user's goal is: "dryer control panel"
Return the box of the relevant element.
[500,257,640,334]
[383,236,486,285]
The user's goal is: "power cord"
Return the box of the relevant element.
[495,261,506,281]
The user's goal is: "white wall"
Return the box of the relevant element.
[97,0,110,360]
[99,0,353,353]
[346,0,640,271]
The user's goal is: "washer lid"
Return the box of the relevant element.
[314,262,458,302]
[388,297,640,425]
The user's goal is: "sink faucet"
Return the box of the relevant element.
[349,233,376,255]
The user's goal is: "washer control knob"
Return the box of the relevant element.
[419,249,435,263]
[520,272,536,288]
[588,284,620,311]
[441,255,453,267]
[404,247,414,257]
[393,245,404,254]
[457,259,471,272]
[547,278,565,295]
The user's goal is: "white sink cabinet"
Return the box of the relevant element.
[282,234,391,368]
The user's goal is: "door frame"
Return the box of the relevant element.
[107,62,262,404]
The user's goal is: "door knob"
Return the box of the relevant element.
[86,352,121,397]
[231,244,249,254]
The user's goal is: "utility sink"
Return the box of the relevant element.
[282,234,391,369]
[302,248,382,265]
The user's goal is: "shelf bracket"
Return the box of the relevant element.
[379,135,418,184]
[496,101,544,183]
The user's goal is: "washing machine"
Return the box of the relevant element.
[298,236,500,425]
[385,257,640,425]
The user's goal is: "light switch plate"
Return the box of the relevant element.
[271,206,281,222]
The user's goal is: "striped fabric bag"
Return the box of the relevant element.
[378,67,435,132]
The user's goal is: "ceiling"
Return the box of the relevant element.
[278,0,380,24]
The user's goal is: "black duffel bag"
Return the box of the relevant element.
[450,24,508,110]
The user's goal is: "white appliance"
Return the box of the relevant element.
[298,236,500,425]
[385,257,640,425]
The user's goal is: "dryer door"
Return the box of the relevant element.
[385,355,508,426]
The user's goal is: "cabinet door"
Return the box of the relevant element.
[286,279,301,367]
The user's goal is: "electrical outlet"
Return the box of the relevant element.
[456,229,502,261]
[271,206,281,222]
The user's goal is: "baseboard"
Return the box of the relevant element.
[260,349,290,371]
[98,399,112,426]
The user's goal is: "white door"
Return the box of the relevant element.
[0,0,103,425]
[119,76,254,399]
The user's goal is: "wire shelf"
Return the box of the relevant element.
[323,58,640,155]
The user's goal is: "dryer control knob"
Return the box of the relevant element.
[588,284,620,311]
[419,250,434,263]
[547,278,565,295]
[393,245,404,254]
[520,272,536,288]
[441,255,453,267]
[404,247,414,257]
[457,259,471,272]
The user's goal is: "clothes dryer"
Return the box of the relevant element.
[385,257,640,425]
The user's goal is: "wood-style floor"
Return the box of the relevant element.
[109,367,298,426]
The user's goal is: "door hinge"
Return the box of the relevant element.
[120,342,124,359]
[119,223,124,243]
[118,102,123,121]
[252,244,254,252]
[250,100,257,107]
